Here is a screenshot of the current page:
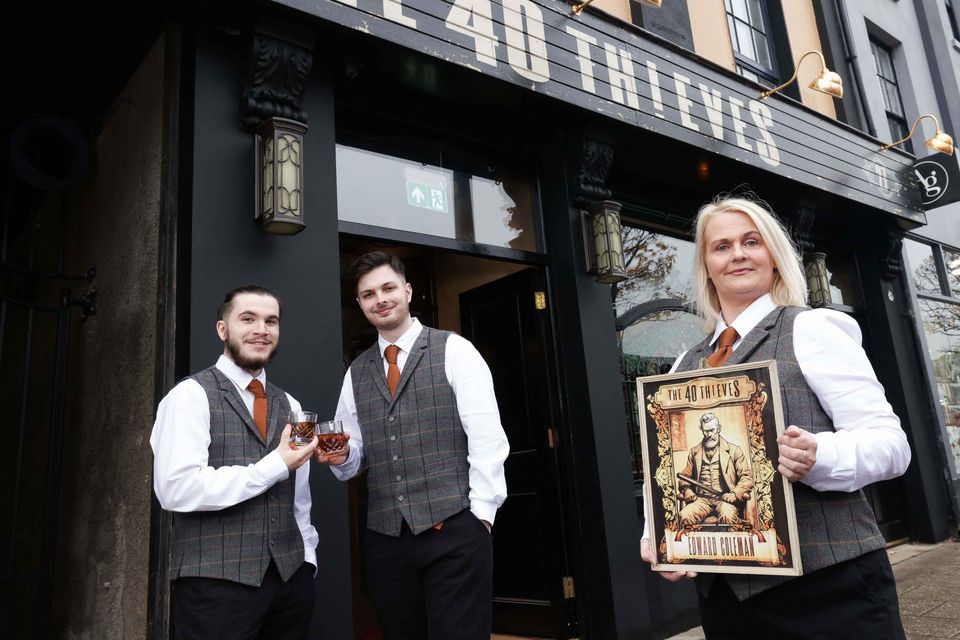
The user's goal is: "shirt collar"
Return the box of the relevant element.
[710,293,776,346]
[378,317,423,358]
[216,353,267,391]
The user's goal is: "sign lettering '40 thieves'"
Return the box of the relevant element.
[638,360,802,576]
[282,0,923,220]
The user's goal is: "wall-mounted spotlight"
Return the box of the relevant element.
[878,114,954,156]
[759,50,842,101]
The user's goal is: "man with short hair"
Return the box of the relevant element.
[317,251,509,640]
[677,412,754,527]
[151,285,319,640]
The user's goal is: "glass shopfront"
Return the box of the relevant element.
[905,238,960,476]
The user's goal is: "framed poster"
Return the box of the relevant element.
[638,360,802,576]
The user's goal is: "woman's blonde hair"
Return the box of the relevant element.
[692,196,808,332]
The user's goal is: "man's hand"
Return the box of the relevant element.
[682,489,696,504]
[720,492,736,504]
[777,425,818,482]
[314,431,352,466]
[277,424,318,471]
[640,538,697,582]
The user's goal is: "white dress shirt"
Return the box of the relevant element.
[642,294,911,540]
[150,354,318,568]
[330,318,510,525]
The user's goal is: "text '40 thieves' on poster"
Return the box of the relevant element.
[638,360,802,576]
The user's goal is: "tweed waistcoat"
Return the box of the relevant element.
[170,366,303,586]
[351,326,470,536]
[678,306,885,600]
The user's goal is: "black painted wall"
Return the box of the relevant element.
[856,231,954,543]
[188,26,352,639]
[632,0,693,50]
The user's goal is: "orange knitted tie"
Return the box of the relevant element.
[384,345,401,395]
[706,326,739,368]
[247,379,268,440]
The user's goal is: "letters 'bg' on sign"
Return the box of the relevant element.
[913,152,960,211]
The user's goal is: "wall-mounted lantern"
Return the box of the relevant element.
[581,199,628,284]
[255,117,308,235]
[804,252,832,308]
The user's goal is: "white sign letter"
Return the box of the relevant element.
[604,44,640,109]
[728,97,752,151]
[503,0,550,82]
[565,27,597,93]
[446,0,499,67]
[749,100,780,166]
[384,0,417,28]
[699,84,724,140]
[646,61,664,118]
[673,73,699,132]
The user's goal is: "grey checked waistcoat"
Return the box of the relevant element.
[169,367,304,586]
[677,306,886,600]
[351,326,471,536]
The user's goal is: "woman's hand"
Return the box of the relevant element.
[640,538,698,582]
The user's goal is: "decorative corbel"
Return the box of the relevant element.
[240,21,314,130]
[791,204,832,308]
[570,137,615,208]
[880,234,904,281]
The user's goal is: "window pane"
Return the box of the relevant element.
[620,308,706,483]
[747,0,766,30]
[916,298,960,473]
[824,252,856,307]
[888,116,909,145]
[727,15,739,50]
[736,21,756,59]
[614,228,696,315]
[873,43,895,79]
[336,145,538,251]
[945,248,960,297]
[883,81,905,116]
[737,65,760,83]
[731,0,749,21]
[904,239,942,294]
[753,30,772,69]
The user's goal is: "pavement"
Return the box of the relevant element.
[494,538,960,640]
[665,538,960,640]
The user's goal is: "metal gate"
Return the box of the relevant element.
[1,192,95,639]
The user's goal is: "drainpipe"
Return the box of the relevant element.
[834,0,877,136]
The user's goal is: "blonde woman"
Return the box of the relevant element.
[640,197,910,639]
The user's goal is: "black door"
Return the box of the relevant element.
[460,268,572,638]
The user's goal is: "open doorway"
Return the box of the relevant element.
[338,236,575,639]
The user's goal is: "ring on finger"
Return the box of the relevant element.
[800,450,807,465]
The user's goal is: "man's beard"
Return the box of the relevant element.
[225,333,278,370]
[703,436,719,450]
[368,303,410,333]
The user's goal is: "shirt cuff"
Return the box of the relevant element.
[803,431,839,489]
[471,499,498,525]
[304,552,317,575]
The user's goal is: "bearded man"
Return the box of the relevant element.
[677,412,754,527]
[150,285,319,640]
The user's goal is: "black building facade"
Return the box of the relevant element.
[2,0,956,638]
